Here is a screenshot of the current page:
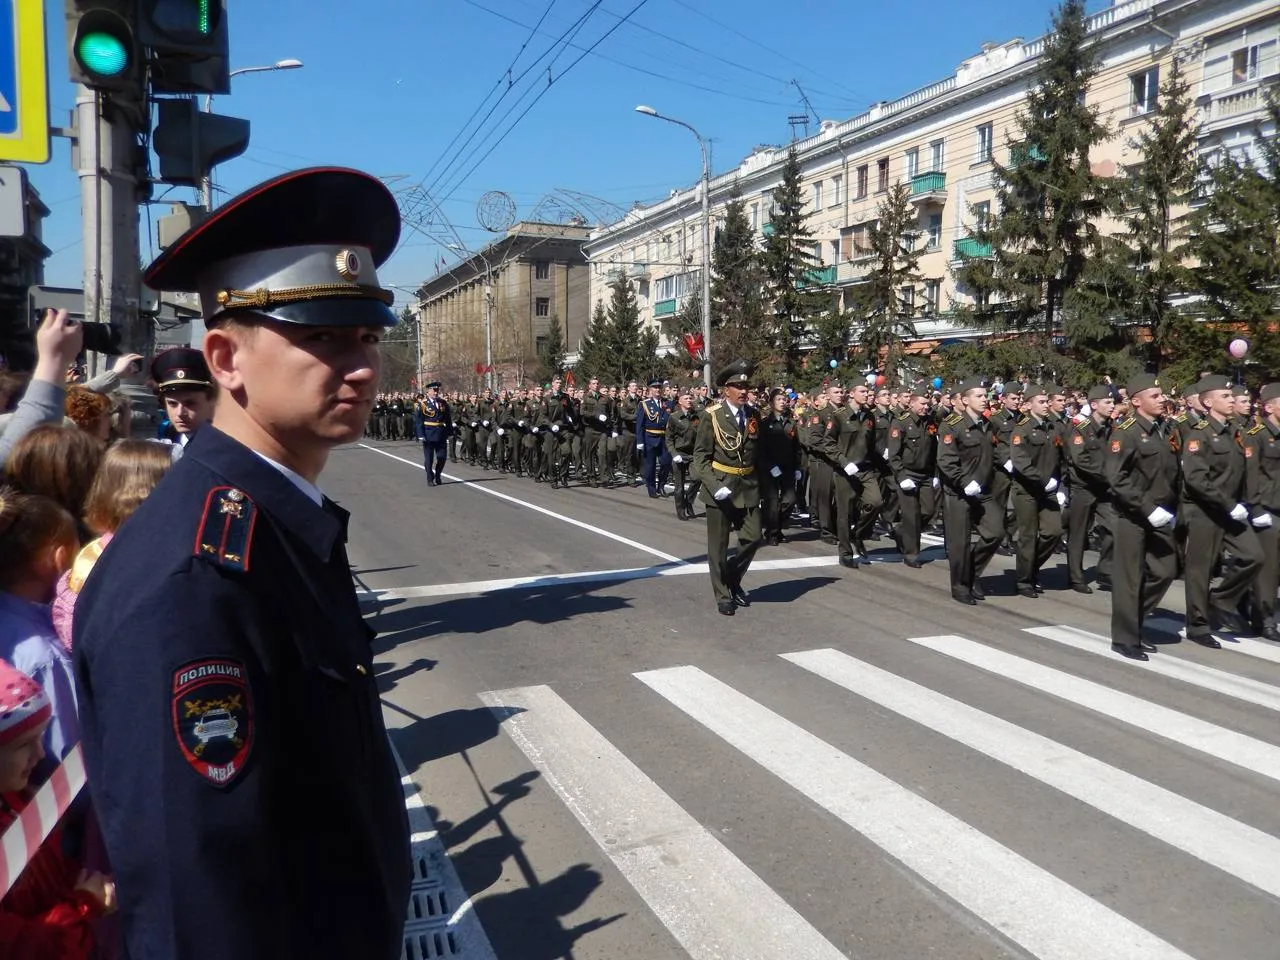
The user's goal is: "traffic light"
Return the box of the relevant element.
[138,0,230,94]
[66,1,144,96]
[152,98,248,187]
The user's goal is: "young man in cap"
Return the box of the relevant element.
[1064,385,1116,592]
[693,360,762,615]
[72,168,410,960]
[150,346,215,450]
[936,378,1001,604]
[417,381,453,485]
[1244,383,1280,641]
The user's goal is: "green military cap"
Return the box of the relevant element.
[1044,382,1065,396]
[1180,381,1201,399]
[1126,373,1161,396]
[1259,383,1280,403]
[1197,374,1232,393]
[956,376,987,394]
[716,359,754,387]
[1087,385,1113,402]
[1232,383,1249,397]
[909,380,932,398]
[1024,383,1049,398]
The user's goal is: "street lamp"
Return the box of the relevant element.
[636,104,712,390]
[448,243,494,391]
[201,59,304,209]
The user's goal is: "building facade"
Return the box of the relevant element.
[0,169,50,370]
[585,0,1278,354]
[416,221,590,390]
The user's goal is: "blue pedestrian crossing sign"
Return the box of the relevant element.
[0,0,49,164]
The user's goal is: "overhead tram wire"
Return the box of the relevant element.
[431,0,653,204]
[423,0,607,200]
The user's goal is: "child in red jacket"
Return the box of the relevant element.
[0,659,115,958]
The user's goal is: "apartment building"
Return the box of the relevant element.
[584,0,1278,353]
[416,221,590,390]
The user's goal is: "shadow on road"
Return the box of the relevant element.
[392,704,525,768]
[749,575,840,604]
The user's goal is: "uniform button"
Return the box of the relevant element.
[356,664,368,676]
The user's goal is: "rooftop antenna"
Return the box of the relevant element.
[792,79,820,123]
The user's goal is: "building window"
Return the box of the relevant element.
[924,279,940,315]
[926,213,942,249]
[899,285,915,315]
[855,165,868,199]
[830,174,842,206]
[535,335,547,355]
[812,242,823,265]
[929,139,944,171]
[654,270,700,301]
[750,203,759,229]
[843,224,872,258]
[976,122,993,163]
[811,181,823,209]
[535,297,550,317]
[1232,45,1260,84]
[972,200,991,230]
[1130,67,1159,116]
[534,261,550,279]
[905,147,919,179]
[876,157,889,193]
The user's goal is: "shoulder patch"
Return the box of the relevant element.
[1186,439,1200,453]
[1245,445,1254,458]
[942,433,953,445]
[193,487,257,573]
[171,658,253,787]
[1011,434,1022,445]
[1072,433,1084,445]
[1110,439,1122,453]
[890,427,900,438]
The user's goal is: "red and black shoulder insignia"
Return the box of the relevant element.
[193,487,257,573]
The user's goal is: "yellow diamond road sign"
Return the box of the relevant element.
[0,0,49,164]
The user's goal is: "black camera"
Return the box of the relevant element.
[80,321,124,356]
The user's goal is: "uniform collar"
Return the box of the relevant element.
[186,427,344,560]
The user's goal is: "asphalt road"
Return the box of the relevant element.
[329,438,1280,960]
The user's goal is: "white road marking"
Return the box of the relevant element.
[1025,625,1280,712]
[907,635,1280,783]
[478,685,848,960]
[1143,614,1280,666]
[359,443,686,564]
[784,647,1280,898]
[636,665,1193,960]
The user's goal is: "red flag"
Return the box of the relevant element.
[474,362,485,375]
[682,332,704,360]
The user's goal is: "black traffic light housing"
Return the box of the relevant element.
[139,0,230,94]
[153,98,249,187]
[66,1,146,97]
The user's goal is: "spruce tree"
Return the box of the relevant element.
[604,273,647,384]
[536,313,566,383]
[761,146,829,378]
[710,183,770,372]
[954,0,1111,365]
[851,182,925,381]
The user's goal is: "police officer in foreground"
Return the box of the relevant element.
[693,360,762,616]
[419,380,453,485]
[73,168,410,959]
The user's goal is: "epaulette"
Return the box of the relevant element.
[1189,420,1210,432]
[944,413,962,425]
[895,412,912,422]
[1117,417,1135,430]
[1016,415,1031,425]
[1173,413,1189,423]
[1247,423,1266,435]
[705,402,722,413]
[193,486,257,573]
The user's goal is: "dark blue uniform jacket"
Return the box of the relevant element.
[73,426,410,960]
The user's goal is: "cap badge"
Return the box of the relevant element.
[176,370,186,379]
[336,249,362,282]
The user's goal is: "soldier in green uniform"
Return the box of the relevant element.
[886,381,939,567]
[666,389,701,519]
[519,387,540,478]
[1244,383,1280,641]
[474,388,496,469]
[872,387,898,531]
[617,381,641,485]
[693,361,762,616]
[988,386,1022,553]
[806,386,837,542]
[1105,373,1178,660]
[758,388,799,544]
[579,377,611,486]
[936,377,1001,605]
[1064,385,1115,592]
[1180,375,1264,645]
[1010,384,1065,597]
[820,381,882,568]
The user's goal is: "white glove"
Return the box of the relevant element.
[532,426,540,434]
[470,421,478,429]
[1252,512,1273,529]
[611,431,619,438]
[713,486,732,501]
[963,480,982,497]
[517,420,524,427]
[843,462,858,477]
[932,476,940,488]
[1147,506,1174,528]
[1229,503,1249,523]
[1055,489,1067,508]
[881,448,889,460]
[794,469,803,481]
[1044,477,1059,493]
[1003,459,1013,474]
[636,442,644,451]
[482,420,490,428]
[673,454,683,464]
[496,428,505,436]
[899,478,917,491]
[770,465,782,478]
[598,413,607,421]
[551,424,560,433]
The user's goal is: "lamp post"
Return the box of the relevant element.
[201,59,304,210]
[449,243,494,391]
[636,105,711,390]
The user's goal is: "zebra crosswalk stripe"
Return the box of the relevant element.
[782,647,1280,898]
[1025,625,1280,712]
[477,685,847,960]
[906,635,1280,783]
[635,665,1194,960]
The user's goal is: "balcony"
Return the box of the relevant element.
[837,259,874,285]
[629,262,651,280]
[1198,77,1276,134]
[953,237,993,260]
[1008,145,1046,168]
[653,298,677,317]
[799,265,837,288]
[604,266,624,281]
[909,171,947,204]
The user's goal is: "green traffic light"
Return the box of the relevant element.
[76,31,130,77]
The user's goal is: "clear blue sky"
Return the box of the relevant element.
[29,0,1111,309]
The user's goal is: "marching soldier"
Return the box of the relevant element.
[1010,384,1065,597]
[1105,374,1178,660]
[693,361,762,616]
[936,377,1001,604]
[989,386,1022,553]
[666,389,701,519]
[636,380,671,499]
[886,381,939,567]
[418,381,453,485]
[617,381,640,485]
[474,388,496,469]
[821,380,881,568]
[580,376,612,486]
[805,387,836,542]
[1244,383,1280,641]
[758,388,799,544]
[1064,385,1115,592]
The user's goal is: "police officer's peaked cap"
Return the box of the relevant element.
[425,381,441,389]
[1126,373,1160,397]
[956,377,986,394]
[143,167,400,330]
[716,360,753,388]
[151,347,212,392]
[647,379,662,388]
[1259,382,1280,404]
[1087,385,1113,402]
[1196,374,1231,394]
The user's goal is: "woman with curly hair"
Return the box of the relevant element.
[62,387,112,443]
